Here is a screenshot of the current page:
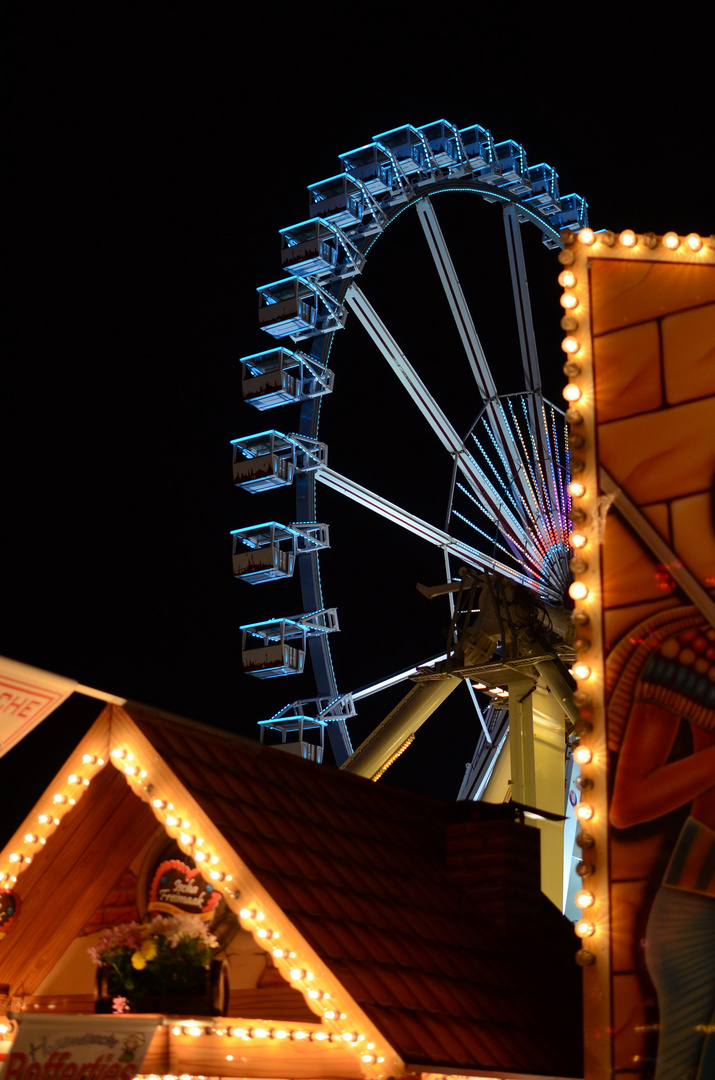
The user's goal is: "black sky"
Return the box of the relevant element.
[3,8,712,836]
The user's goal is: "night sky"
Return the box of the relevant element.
[4,9,711,838]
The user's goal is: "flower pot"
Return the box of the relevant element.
[95,958,229,1016]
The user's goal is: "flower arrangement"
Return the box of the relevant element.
[89,913,219,1012]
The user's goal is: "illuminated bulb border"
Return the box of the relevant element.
[1,735,398,1078]
[561,227,711,992]
[0,752,106,885]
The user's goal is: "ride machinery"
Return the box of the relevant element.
[232,119,589,911]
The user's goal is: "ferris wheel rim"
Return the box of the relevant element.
[239,120,587,765]
[299,193,568,757]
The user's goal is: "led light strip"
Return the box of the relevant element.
[558,229,609,969]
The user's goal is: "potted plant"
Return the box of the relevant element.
[89,912,228,1015]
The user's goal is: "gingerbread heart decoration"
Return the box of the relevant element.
[148,859,219,918]
[0,888,20,938]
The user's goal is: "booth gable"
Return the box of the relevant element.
[0,703,582,1079]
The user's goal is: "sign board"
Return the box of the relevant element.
[0,1015,160,1080]
[0,659,76,759]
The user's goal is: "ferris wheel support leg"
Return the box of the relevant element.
[502,204,562,528]
[508,676,537,808]
[340,676,462,780]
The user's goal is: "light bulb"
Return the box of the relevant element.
[572,662,592,680]
[663,231,680,250]
[560,292,578,309]
[562,336,580,355]
[563,383,582,402]
[620,229,637,247]
[574,745,593,765]
[576,803,595,822]
[575,889,594,908]
[569,581,589,601]
[569,481,586,498]
[558,269,577,288]
[575,918,595,938]
[686,233,703,251]
[579,228,595,245]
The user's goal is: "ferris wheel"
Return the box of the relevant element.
[232,119,588,821]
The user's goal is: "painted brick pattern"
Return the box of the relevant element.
[81,870,139,936]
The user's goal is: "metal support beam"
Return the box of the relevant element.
[341,676,461,780]
[508,676,537,808]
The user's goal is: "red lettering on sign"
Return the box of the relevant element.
[5,1052,26,1080]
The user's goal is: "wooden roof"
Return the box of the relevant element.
[0,703,582,1079]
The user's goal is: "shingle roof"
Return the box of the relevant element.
[129,706,582,1077]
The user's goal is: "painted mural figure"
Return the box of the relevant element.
[608,605,715,1080]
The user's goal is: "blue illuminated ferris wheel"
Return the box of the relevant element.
[232,119,588,789]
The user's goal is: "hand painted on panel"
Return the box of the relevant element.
[608,607,715,1080]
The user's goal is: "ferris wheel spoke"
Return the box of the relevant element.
[503,204,564,538]
[416,196,546,533]
[316,465,539,590]
[343,282,537,562]
[415,197,496,401]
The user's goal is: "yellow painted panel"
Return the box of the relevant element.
[593,321,662,421]
[598,396,715,504]
[591,261,715,334]
[662,302,715,404]
[640,502,671,541]
[671,490,715,589]
[602,515,673,609]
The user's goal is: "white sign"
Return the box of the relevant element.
[0,658,76,758]
[0,1015,160,1080]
